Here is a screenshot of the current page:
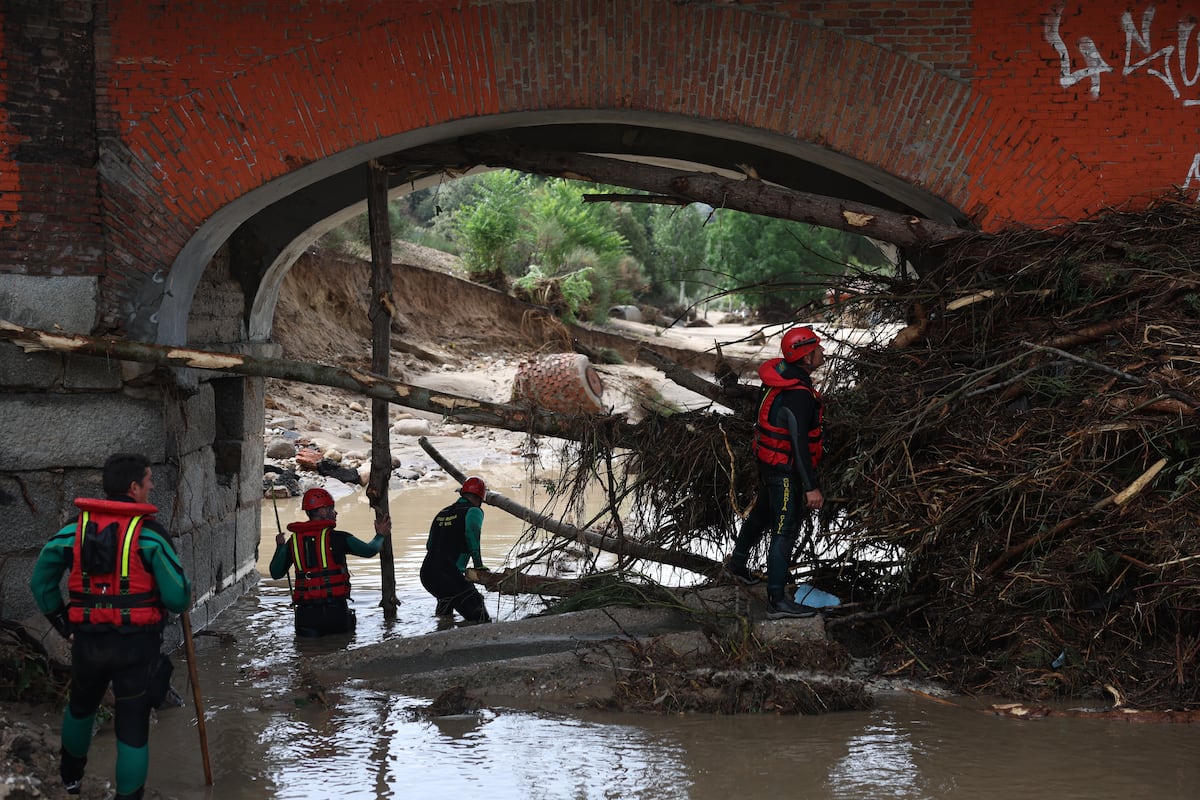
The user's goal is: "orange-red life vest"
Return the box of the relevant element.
[752,357,824,469]
[286,519,351,603]
[67,497,164,630]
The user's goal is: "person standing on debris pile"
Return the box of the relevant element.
[421,476,492,624]
[723,325,826,619]
[30,452,192,800]
[270,487,389,637]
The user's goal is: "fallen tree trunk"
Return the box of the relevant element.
[464,566,618,598]
[388,140,968,247]
[417,436,724,580]
[634,345,755,409]
[0,318,634,443]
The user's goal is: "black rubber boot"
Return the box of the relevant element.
[59,747,86,795]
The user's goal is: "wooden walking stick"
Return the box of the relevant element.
[270,492,295,602]
[180,611,213,785]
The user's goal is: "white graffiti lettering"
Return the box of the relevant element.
[1046,3,1200,107]
[1184,154,1200,198]
[1179,22,1200,87]
[1045,7,1112,98]
[1121,7,1182,100]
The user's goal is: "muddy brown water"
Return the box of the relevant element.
[76,483,1200,799]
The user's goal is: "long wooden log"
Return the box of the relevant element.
[464,566,617,598]
[634,345,755,409]
[0,318,635,444]
[417,436,723,579]
[388,140,968,247]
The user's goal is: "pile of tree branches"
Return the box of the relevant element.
[818,193,1200,707]
[540,193,1198,710]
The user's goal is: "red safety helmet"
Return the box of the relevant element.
[781,326,821,362]
[301,487,335,511]
[460,476,487,500]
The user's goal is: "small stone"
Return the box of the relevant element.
[295,449,322,470]
[265,437,296,459]
[392,418,431,436]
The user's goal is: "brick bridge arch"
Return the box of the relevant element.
[11,0,1196,344]
[139,5,998,346]
[3,0,1198,623]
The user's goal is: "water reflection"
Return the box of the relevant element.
[253,683,691,800]
[828,714,924,798]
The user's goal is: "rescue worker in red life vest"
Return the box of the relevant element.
[269,487,389,637]
[420,476,491,624]
[723,326,826,619]
[29,452,192,800]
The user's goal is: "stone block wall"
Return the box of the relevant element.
[0,269,264,634]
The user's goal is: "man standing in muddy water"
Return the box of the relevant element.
[723,326,826,619]
[29,452,192,800]
[421,475,492,624]
[270,486,390,637]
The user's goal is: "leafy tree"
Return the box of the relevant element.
[529,180,627,273]
[647,203,711,308]
[451,171,531,275]
[519,180,631,320]
[706,210,887,317]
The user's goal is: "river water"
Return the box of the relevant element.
[82,482,1200,799]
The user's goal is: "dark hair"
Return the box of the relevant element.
[102,453,151,497]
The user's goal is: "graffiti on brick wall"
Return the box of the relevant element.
[1045,4,1200,106]
[1046,3,1200,197]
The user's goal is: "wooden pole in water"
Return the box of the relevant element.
[366,159,400,619]
[180,611,213,785]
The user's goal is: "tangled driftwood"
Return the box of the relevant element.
[520,193,1200,711]
[813,194,1200,708]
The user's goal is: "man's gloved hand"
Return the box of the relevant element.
[476,565,490,572]
[45,607,72,639]
[374,516,391,538]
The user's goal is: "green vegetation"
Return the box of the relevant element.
[319,168,893,322]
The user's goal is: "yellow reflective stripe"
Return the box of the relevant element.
[79,511,91,593]
[119,515,142,578]
[291,529,332,570]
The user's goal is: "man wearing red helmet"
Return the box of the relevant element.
[420,476,491,624]
[269,486,390,637]
[723,325,826,619]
